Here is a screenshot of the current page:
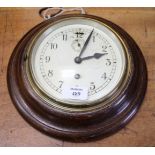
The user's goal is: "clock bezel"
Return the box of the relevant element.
[25,16,132,110]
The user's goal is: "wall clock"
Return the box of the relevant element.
[7,8,147,142]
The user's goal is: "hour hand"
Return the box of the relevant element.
[82,53,108,60]
[74,53,108,63]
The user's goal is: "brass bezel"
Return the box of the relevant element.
[25,16,133,112]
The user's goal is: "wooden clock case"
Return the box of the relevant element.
[7,14,147,142]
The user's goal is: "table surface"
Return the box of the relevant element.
[0,8,155,146]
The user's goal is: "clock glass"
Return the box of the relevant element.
[28,17,127,106]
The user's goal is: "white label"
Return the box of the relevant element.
[63,86,88,100]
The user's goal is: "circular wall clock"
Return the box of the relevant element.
[7,8,147,142]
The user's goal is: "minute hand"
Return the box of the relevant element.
[81,53,108,62]
[78,29,94,58]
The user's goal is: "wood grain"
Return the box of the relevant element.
[0,7,155,146]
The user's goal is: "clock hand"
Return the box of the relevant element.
[81,53,108,61]
[74,29,94,63]
[75,53,108,63]
[79,29,94,58]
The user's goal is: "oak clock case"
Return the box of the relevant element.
[7,14,147,142]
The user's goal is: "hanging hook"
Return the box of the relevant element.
[39,7,86,20]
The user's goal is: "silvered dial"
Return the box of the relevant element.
[29,18,126,105]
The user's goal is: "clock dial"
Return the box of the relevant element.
[29,18,126,105]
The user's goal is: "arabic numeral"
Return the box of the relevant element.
[106,59,111,66]
[90,82,95,90]
[101,72,107,80]
[75,32,84,38]
[58,80,63,88]
[62,34,67,41]
[102,45,108,52]
[93,36,95,42]
[48,70,53,77]
[51,43,58,49]
[45,56,50,63]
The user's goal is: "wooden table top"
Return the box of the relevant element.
[0,8,155,146]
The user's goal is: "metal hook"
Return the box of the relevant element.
[39,7,86,20]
